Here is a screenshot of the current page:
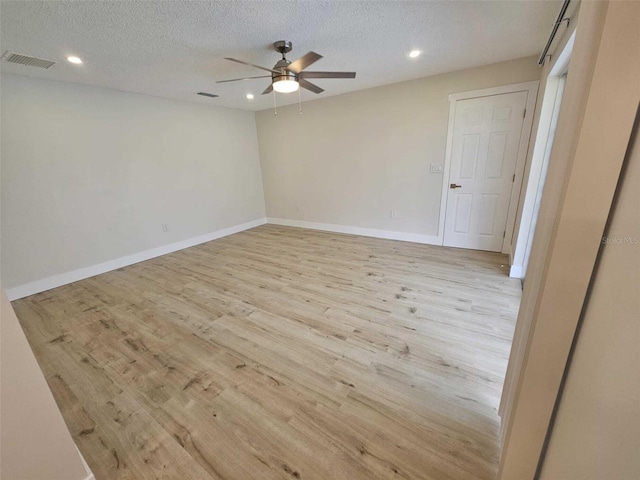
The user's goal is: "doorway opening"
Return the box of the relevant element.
[510,31,575,278]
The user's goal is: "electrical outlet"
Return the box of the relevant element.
[430,163,444,173]
[161,223,170,232]
[390,210,398,219]
[295,204,301,212]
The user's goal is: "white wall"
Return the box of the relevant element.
[539,110,640,480]
[1,74,265,292]
[1,289,93,480]
[499,1,640,477]
[256,56,540,237]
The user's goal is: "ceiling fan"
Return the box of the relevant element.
[217,40,356,95]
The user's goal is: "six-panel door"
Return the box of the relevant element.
[443,91,528,252]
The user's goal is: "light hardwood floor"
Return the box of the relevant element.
[13,225,522,480]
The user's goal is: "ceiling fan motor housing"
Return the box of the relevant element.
[272,58,297,82]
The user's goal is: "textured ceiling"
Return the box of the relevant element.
[0,1,559,111]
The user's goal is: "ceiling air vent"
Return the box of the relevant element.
[197,92,219,98]
[1,51,56,69]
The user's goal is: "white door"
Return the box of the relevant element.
[443,91,528,252]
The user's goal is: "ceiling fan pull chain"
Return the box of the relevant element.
[272,90,278,117]
[298,87,302,115]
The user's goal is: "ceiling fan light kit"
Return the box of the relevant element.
[272,79,299,93]
[218,40,356,97]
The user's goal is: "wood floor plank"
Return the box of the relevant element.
[13,224,521,480]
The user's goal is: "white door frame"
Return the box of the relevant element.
[510,34,575,278]
[437,81,539,254]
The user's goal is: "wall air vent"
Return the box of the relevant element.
[197,92,219,98]
[1,51,56,69]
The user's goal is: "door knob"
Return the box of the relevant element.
[450,184,462,189]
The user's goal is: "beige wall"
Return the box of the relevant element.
[1,74,265,291]
[499,1,640,478]
[1,289,92,479]
[539,106,640,480]
[499,0,585,443]
[256,57,540,235]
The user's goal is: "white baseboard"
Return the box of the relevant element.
[75,445,96,480]
[5,218,267,301]
[6,217,440,300]
[510,264,525,279]
[267,217,441,246]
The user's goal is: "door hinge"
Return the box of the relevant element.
[503,231,506,238]
[513,174,516,182]
[523,108,526,118]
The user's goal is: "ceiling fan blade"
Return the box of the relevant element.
[299,79,324,94]
[224,57,278,74]
[286,52,323,73]
[262,83,273,95]
[216,75,272,83]
[299,71,356,79]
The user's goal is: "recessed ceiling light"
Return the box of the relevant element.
[409,50,421,58]
[246,93,254,100]
[67,56,83,64]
